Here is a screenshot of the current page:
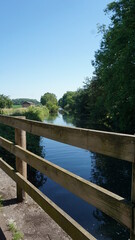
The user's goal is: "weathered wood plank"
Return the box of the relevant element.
[130,159,135,238]
[15,116,27,201]
[0,136,132,229]
[0,115,134,162]
[0,158,96,240]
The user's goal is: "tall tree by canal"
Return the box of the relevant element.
[59,0,135,134]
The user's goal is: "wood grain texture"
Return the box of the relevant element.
[0,158,96,240]
[15,116,27,201]
[130,161,135,239]
[0,115,134,162]
[0,136,132,229]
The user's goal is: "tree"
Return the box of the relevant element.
[40,93,58,113]
[12,98,40,105]
[0,95,13,108]
[41,92,57,105]
[58,0,135,134]
[74,77,108,130]
[58,91,76,113]
[92,0,135,133]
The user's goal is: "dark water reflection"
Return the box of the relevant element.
[38,113,131,240]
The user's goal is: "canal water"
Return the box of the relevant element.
[39,113,131,240]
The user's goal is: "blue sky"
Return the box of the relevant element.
[0,0,112,101]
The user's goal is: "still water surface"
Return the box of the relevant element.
[39,113,131,240]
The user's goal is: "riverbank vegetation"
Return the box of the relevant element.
[12,98,40,106]
[59,0,135,134]
[0,106,49,121]
[0,91,58,119]
[0,95,13,108]
[0,105,49,188]
[0,93,57,179]
[40,92,58,114]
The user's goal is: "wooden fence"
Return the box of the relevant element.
[0,115,135,239]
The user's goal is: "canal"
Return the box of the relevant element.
[39,113,131,240]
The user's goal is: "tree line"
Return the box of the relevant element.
[0,93,58,114]
[59,0,135,134]
[12,98,40,105]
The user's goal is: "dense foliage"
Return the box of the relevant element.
[12,98,40,105]
[59,0,135,134]
[92,0,135,133]
[0,94,13,108]
[24,106,49,121]
[58,91,76,113]
[40,92,58,113]
[1,106,49,122]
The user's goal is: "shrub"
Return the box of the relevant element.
[25,106,49,121]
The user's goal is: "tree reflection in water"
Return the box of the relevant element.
[90,153,131,240]
[27,133,47,188]
[0,123,46,189]
[41,113,132,240]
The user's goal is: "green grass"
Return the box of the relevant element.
[12,105,22,109]
[0,107,27,116]
[8,221,23,240]
[13,231,23,240]
[8,223,16,232]
[0,106,49,121]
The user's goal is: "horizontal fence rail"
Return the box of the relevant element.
[0,115,135,162]
[0,115,135,239]
[0,136,132,229]
[0,158,96,240]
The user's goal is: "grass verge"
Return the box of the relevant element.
[0,105,49,121]
[8,220,23,240]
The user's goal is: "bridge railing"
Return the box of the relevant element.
[0,115,135,240]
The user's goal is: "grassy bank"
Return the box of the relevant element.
[0,106,49,187]
[0,105,49,121]
[12,105,22,109]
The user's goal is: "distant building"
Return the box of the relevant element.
[22,101,34,108]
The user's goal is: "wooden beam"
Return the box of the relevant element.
[15,116,27,201]
[130,154,135,239]
[0,136,132,229]
[0,115,134,162]
[0,158,96,240]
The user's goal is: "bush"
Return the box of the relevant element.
[46,101,58,114]
[0,106,49,122]
[40,92,58,114]
[0,94,13,108]
[25,106,49,121]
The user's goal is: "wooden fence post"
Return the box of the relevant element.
[15,116,27,202]
[130,146,135,240]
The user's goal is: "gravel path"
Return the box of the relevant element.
[0,168,71,240]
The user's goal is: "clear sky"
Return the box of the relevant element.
[0,0,112,101]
